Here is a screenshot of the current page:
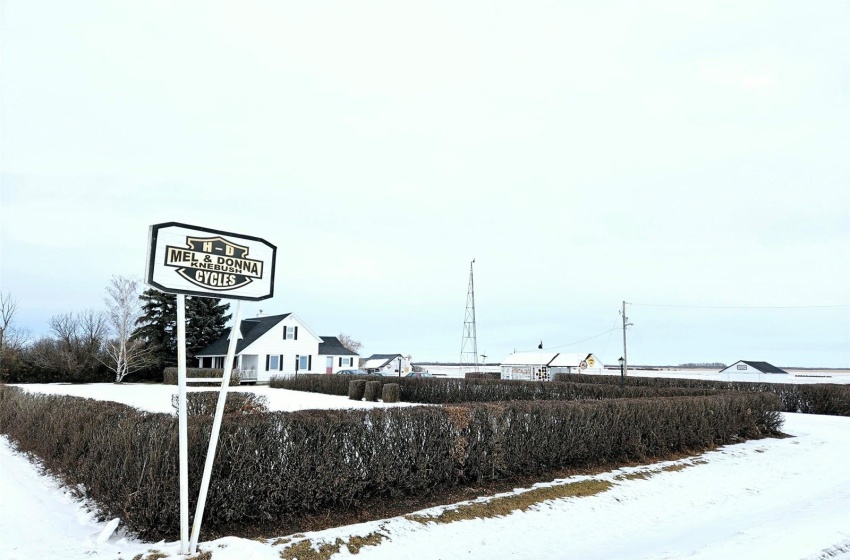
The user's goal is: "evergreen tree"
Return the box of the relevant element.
[132,289,177,369]
[186,296,231,363]
[131,289,231,369]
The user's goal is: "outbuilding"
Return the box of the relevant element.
[500,351,604,381]
[549,352,605,375]
[719,361,788,375]
[363,354,412,376]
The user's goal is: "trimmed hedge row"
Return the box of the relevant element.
[0,385,781,540]
[169,391,269,416]
[163,367,239,385]
[271,374,718,403]
[464,371,501,380]
[271,373,381,395]
[554,373,850,416]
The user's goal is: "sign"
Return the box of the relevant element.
[580,360,588,369]
[737,364,747,370]
[146,222,276,300]
[587,357,595,366]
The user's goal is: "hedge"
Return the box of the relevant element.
[163,367,239,386]
[169,391,269,416]
[272,374,717,404]
[554,373,850,416]
[0,385,781,541]
[271,373,383,395]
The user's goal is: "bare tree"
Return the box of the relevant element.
[338,332,363,354]
[103,276,154,382]
[0,292,29,380]
[48,309,108,382]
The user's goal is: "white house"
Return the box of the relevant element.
[362,354,412,376]
[500,351,604,381]
[195,313,359,383]
[719,361,788,375]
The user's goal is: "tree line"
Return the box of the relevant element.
[0,278,230,383]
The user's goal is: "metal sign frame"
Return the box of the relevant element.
[146,222,276,301]
[144,222,275,555]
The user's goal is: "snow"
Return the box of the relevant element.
[3,385,850,559]
[13,383,419,414]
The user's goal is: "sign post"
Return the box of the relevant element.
[176,293,189,552]
[145,222,275,555]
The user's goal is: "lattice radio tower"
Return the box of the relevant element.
[460,259,479,373]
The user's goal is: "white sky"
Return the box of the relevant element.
[1,1,848,367]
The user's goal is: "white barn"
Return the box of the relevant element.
[719,361,788,375]
[500,351,604,381]
[195,313,359,383]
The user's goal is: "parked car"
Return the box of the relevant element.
[406,371,433,378]
[336,368,369,375]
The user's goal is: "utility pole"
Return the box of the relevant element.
[621,301,633,378]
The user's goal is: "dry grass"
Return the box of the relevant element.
[618,471,652,481]
[132,551,168,560]
[406,479,613,525]
[280,538,343,560]
[278,532,388,560]
[616,457,709,481]
[345,532,388,555]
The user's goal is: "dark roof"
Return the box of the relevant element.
[318,336,358,356]
[740,361,788,374]
[196,313,290,356]
[366,354,402,360]
[364,353,402,368]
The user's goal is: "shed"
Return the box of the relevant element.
[549,352,605,375]
[500,351,603,381]
[363,354,412,376]
[719,361,788,375]
[500,351,559,381]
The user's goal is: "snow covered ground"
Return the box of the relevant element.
[2,386,850,559]
[13,383,419,414]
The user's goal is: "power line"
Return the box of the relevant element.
[630,302,850,310]
[521,327,619,353]
[600,315,621,357]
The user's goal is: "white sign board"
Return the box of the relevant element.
[146,222,276,300]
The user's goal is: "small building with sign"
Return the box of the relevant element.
[719,361,788,375]
[501,351,558,381]
[500,351,604,381]
[195,313,359,383]
[548,352,605,375]
[362,354,412,376]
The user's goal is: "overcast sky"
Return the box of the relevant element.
[1,1,848,367]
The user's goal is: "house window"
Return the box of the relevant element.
[214,357,224,368]
[339,357,353,367]
[268,355,279,371]
[284,326,298,340]
[298,355,310,370]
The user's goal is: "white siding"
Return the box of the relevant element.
[242,316,322,381]
[202,315,360,382]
